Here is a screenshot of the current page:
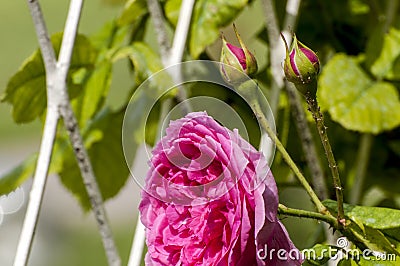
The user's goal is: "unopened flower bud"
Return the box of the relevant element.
[220,25,258,84]
[281,33,320,85]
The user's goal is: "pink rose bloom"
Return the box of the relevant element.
[139,112,302,265]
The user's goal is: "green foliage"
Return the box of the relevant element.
[324,200,400,256]
[1,33,97,123]
[324,200,400,230]
[59,109,129,211]
[318,54,400,134]
[370,28,400,80]
[0,155,37,195]
[120,42,173,148]
[73,61,113,127]
[116,42,165,84]
[118,0,147,26]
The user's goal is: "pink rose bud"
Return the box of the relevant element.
[220,24,258,84]
[281,33,320,84]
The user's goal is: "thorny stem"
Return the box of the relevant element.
[305,91,345,226]
[286,82,334,252]
[249,95,328,215]
[285,82,328,200]
[278,204,337,228]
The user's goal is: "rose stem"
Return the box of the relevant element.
[285,82,328,200]
[305,90,345,225]
[250,97,328,215]
[278,204,337,228]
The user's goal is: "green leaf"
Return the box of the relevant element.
[113,42,165,84]
[0,155,37,196]
[127,42,165,83]
[165,0,250,58]
[303,244,338,265]
[91,20,130,52]
[318,54,400,134]
[144,100,161,147]
[114,42,174,97]
[2,33,97,123]
[356,226,400,256]
[118,0,147,26]
[324,199,400,229]
[118,42,176,148]
[73,61,112,126]
[164,0,181,26]
[124,89,159,159]
[349,0,370,15]
[59,109,129,211]
[370,28,400,80]
[383,228,400,243]
[324,200,400,255]
[2,50,47,123]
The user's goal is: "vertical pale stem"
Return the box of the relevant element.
[17,0,121,265]
[260,0,301,162]
[60,105,121,266]
[57,1,121,265]
[261,0,285,118]
[26,0,57,70]
[167,0,195,114]
[57,0,83,76]
[262,0,301,117]
[14,1,59,265]
[168,0,195,65]
[13,106,59,266]
[128,218,146,266]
